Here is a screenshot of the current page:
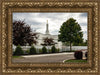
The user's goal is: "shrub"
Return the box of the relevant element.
[42,46,47,54]
[51,46,57,53]
[14,45,24,55]
[74,51,83,59]
[29,46,36,54]
[85,52,88,60]
[39,49,42,54]
[25,50,30,54]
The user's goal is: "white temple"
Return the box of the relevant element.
[34,20,62,49]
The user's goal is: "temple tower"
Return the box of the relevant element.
[45,20,49,34]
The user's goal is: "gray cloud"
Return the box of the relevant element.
[51,30,59,35]
[25,20,42,26]
[83,31,87,34]
[80,23,87,26]
[80,13,87,17]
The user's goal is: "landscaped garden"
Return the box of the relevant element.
[13,45,60,56]
[13,45,87,63]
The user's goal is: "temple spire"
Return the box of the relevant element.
[45,20,49,34]
[47,20,48,24]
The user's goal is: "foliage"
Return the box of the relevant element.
[41,37,56,46]
[29,46,36,54]
[74,51,83,59]
[66,50,76,52]
[64,59,87,63]
[58,18,83,51]
[62,42,70,46]
[39,49,42,54]
[14,45,24,55]
[51,46,57,53]
[73,40,88,46]
[25,49,30,54]
[42,46,47,54]
[13,20,38,46]
[12,56,22,58]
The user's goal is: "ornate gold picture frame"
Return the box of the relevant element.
[0,0,99,74]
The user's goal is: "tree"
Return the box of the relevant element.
[41,37,56,46]
[73,39,87,46]
[13,20,38,46]
[58,18,83,51]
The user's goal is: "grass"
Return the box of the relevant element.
[12,56,23,58]
[63,50,76,52]
[64,59,87,63]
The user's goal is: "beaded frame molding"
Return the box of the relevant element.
[0,0,99,74]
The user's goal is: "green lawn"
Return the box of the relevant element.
[62,50,76,52]
[12,56,23,58]
[64,59,87,63]
[66,50,76,52]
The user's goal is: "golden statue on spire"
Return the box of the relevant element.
[47,20,48,24]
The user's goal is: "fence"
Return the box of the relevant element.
[62,46,87,51]
[13,45,87,52]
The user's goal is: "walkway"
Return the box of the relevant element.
[12,52,74,63]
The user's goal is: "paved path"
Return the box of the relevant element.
[12,52,75,63]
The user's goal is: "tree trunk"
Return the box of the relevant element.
[70,42,72,51]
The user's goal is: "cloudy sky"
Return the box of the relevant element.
[13,12,87,40]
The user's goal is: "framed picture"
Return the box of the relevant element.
[0,0,99,75]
